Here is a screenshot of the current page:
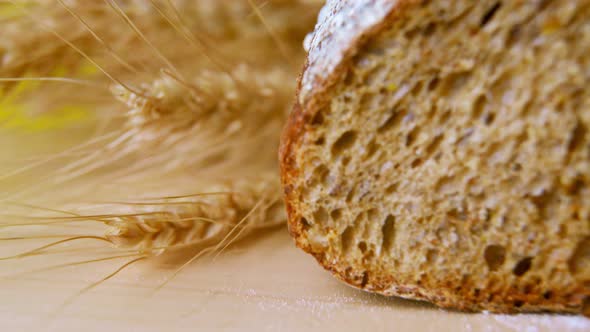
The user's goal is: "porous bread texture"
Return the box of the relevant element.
[281,0,590,314]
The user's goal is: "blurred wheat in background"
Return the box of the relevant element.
[0,0,321,283]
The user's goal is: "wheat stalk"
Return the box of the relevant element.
[0,0,316,128]
[114,63,292,145]
[103,174,284,256]
[0,0,321,275]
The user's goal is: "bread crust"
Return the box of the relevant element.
[280,0,587,314]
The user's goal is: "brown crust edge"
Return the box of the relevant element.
[279,0,586,315]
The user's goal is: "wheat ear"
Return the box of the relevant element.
[0,1,321,283]
[104,174,284,256]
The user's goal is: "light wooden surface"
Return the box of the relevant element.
[0,226,588,332]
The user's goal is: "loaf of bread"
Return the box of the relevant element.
[280,0,590,315]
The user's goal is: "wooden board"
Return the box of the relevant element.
[1,227,588,331]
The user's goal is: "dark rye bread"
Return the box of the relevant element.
[280,0,590,315]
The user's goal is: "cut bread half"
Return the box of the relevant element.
[280,0,590,315]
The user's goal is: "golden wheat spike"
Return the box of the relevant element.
[104,174,284,255]
[0,1,323,285]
